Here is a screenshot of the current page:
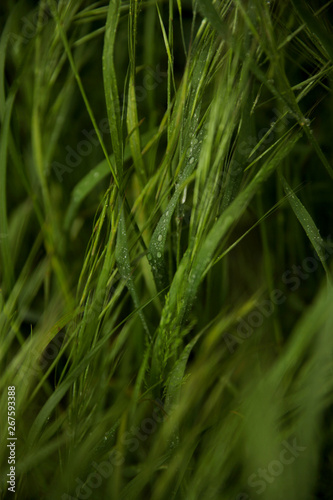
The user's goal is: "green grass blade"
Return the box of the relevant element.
[291,0,333,63]
[172,132,302,321]
[281,176,332,282]
[116,202,151,340]
[64,129,156,231]
[103,0,123,182]
[49,0,119,188]
[0,92,17,291]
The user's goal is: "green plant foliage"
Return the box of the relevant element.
[1,1,333,499]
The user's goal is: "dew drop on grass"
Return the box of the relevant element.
[190,157,195,164]
[157,252,162,258]
[182,186,188,204]
[158,234,162,242]
[147,253,152,261]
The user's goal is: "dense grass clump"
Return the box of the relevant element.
[1,0,333,499]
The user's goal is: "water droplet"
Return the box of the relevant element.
[181,186,188,204]
[190,157,195,164]
[148,253,152,261]
[158,234,162,242]
[157,252,162,258]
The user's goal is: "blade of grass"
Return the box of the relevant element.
[103,0,123,183]
[281,176,332,283]
[49,0,119,188]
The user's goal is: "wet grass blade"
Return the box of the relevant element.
[103,0,123,182]
[116,202,151,340]
[281,176,332,283]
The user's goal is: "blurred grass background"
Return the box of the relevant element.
[1,0,333,499]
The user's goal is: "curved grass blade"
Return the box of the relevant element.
[148,126,204,293]
[116,202,151,340]
[281,176,332,283]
